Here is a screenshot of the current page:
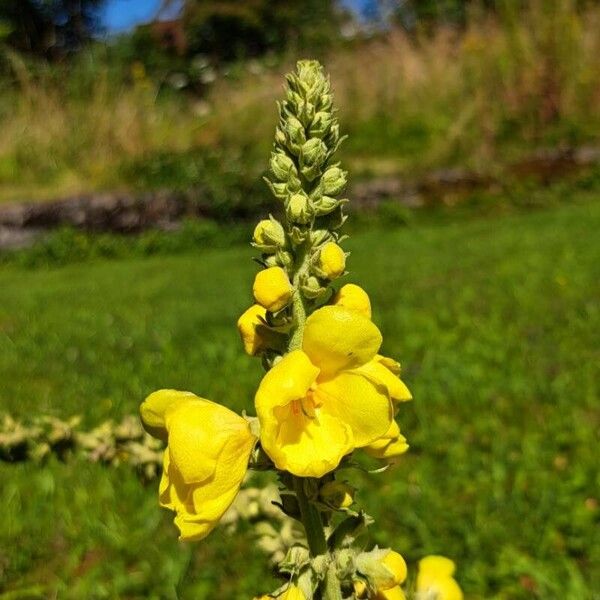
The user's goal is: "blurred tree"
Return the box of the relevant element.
[166,0,342,62]
[0,0,105,58]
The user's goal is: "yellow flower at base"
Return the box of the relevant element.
[255,305,398,477]
[279,586,306,600]
[319,242,346,279]
[237,304,269,355]
[332,283,372,319]
[365,420,409,460]
[253,266,294,312]
[141,389,256,541]
[416,556,463,600]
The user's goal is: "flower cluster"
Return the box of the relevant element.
[140,60,462,600]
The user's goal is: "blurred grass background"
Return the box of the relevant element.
[1,0,600,598]
[1,196,599,598]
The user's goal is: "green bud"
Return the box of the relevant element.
[280,546,311,574]
[300,138,327,181]
[285,116,306,147]
[309,111,333,138]
[355,548,404,591]
[253,217,286,252]
[309,229,333,247]
[270,152,297,182]
[264,177,288,201]
[300,275,328,300]
[275,249,294,270]
[314,196,344,217]
[290,225,309,245]
[322,166,347,196]
[286,193,313,225]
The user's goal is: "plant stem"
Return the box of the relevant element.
[293,477,327,557]
[323,563,343,600]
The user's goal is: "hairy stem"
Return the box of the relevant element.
[293,477,327,557]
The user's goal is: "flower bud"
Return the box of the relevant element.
[322,166,347,196]
[286,193,313,225]
[300,275,328,300]
[356,548,407,593]
[253,267,293,313]
[253,218,286,252]
[309,111,333,138]
[270,152,297,182]
[285,116,306,147]
[319,480,354,509]
[332,284,372,319]
[365,421,409,460]
[237,304,268,356]
[318,242,346,279]
[300,138,327,181]
[313,195,343,217]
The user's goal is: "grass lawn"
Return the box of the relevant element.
[1,198,599,599]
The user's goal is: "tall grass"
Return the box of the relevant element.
[1,0,600,202]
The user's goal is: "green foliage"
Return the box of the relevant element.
[182,0,341,62]
[0,0,105,59]
[1,197,598,597]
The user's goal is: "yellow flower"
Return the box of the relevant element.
[365,420,409,460]
[319,242,346,279]
[237,304,269,356]
[255,305,396,477]
[416,556,463,600]
[332,283,372,318]
[141,389,256,541]
[253,266,293,312]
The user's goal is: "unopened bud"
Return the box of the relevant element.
[286,193,313,225]
[253,267,293,313]
[301,138,327,166]
[301,275,327,300]
[270,152,297,182]
[318,242,346,279]
[314,196,343,217]
[285,116,306,147]
[253,217,286,252]
[309,111,333,138]
[322,166,347,196]
[356,548,407,592]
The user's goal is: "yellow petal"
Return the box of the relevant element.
[167,399,248,484]
[377,586,407,600]
[375,354,401,375]
[417,556,463,600]
[357,359,412,403]
[316,371,392,447]
[266,405,353,477]
[418,556,456,578]
[303,306,382,377]
[140,389,197,440]
[255,350,320,412]
[280,585,307,600]
[160,402,256,542]
[333,283,372,319]
[382,551,407,586]
[365,420,409,460]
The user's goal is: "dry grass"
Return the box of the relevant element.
[1,0,600,201]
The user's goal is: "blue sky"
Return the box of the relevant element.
[102,0,368,33]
